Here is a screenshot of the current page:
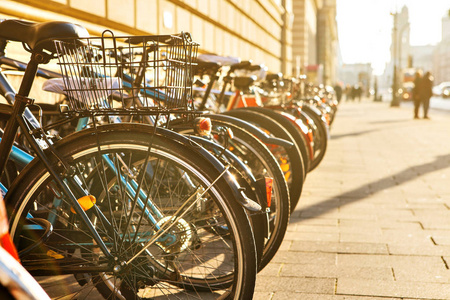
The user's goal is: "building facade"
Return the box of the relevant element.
[433,11,450,85]
[317,0,337,85]
[0,0,338,81]
[291,0,337,85]
[0,0,295,73]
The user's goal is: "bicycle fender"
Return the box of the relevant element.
[208,113,293,148]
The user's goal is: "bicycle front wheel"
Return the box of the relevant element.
[6,124,257,299]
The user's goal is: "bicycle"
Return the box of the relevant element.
[0,19,259,299]
[192,57,307,213]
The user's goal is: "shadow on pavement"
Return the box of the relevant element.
[368,118,412,124]
[291,153,450,221]
[330,129,377,140]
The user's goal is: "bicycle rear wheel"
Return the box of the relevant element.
[6,124,257,299]
[297,105,328,171]
[214,122,290,270]
[224,109,305,213]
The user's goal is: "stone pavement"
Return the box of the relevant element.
[254,99,450,299]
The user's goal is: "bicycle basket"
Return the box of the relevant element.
[53,31,199,115]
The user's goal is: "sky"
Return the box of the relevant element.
[336,0,450,75]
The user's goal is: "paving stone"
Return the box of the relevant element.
[257,262,282,277]
[381,229,435,246]
[252,291,273,300]
[387,243,450,256]
[336,278,450,299]
[271,251,337,265]
[283,231,340,242]
[290,240,388,254]
[287,224,341,233]
[255,276,335,294]
[289,217,339,226]
[280,263,338,278]
[339,232,383,244]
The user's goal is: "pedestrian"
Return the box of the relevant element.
[355,84,363,102]
[420,71,433,119]
[412,71,422,119]
[334,83,343,103]
[350,85,357,101]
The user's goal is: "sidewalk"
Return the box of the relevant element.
[255,99,450,299]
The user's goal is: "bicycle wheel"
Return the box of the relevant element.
[6,124,257,299]
[211,120,290,270]
[224,109,305,213]
[298,104,328,171]
[239,106,311,174]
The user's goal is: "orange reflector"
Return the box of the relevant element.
[308,130,314,160]
[264,177,273,208]
[71,195,96,214]
[325,114,330,125]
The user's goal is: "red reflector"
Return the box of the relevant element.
[194,117,212,136]
[265,177,273,208]
[1,233,20,261]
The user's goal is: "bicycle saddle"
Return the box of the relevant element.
[0,19,89,52]
[194,61,221,75]
[265,73,282,82]
[233,76,257,91]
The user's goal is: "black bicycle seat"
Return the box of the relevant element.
[233,76,257,91]
[0,19,89,52]
[265,73,282,82]
[194,61,222,75]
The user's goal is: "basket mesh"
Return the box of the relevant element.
[54,32,198,115]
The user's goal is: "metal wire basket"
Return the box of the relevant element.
[53,31,198,115]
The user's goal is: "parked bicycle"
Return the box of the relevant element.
[0,19,259,299]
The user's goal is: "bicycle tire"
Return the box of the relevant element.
[300,105,328,171]
[223,109,305,213]
[240,106,311,174]
[6,124,257,300]
[213,121,290,270]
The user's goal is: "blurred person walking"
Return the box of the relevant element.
[334,83,343,103]
[412,71,422,119]
[420,71,433,119]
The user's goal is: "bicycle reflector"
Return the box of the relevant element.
[256,177,273,209]
[0,195,19,261]
[264,177,273,208]
[71,195,97,214]
[194,117,212,136]
[226,127,234,139]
